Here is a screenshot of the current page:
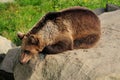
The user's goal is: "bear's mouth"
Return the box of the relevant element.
[19,53,32,64]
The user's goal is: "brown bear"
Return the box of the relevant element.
[18,6,101,64]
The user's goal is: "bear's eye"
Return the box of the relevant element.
[23,50,30,54]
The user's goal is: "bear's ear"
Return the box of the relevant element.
[28,35,39,45]
[17,32,25,40]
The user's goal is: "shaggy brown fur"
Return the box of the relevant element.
[18,6,101,64]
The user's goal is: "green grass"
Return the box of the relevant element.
[0,0,120,45]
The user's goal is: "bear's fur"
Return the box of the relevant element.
[18,6,101,64]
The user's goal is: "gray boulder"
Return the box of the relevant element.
[3,10,120,80]
[0,47,20,73]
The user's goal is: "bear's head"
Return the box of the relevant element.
[17,32,43,64]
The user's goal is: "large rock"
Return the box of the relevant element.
[12,10,120,80]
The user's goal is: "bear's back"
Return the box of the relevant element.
[29,6,100,37]
[59,6,100,38]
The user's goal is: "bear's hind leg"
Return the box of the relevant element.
[74,34,100,49]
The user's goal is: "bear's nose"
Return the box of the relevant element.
[19,60,30,65]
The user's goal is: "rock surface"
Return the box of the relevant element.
[0,36,15,54]
[8,10,120,80]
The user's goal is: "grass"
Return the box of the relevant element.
[0,0,120,45]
